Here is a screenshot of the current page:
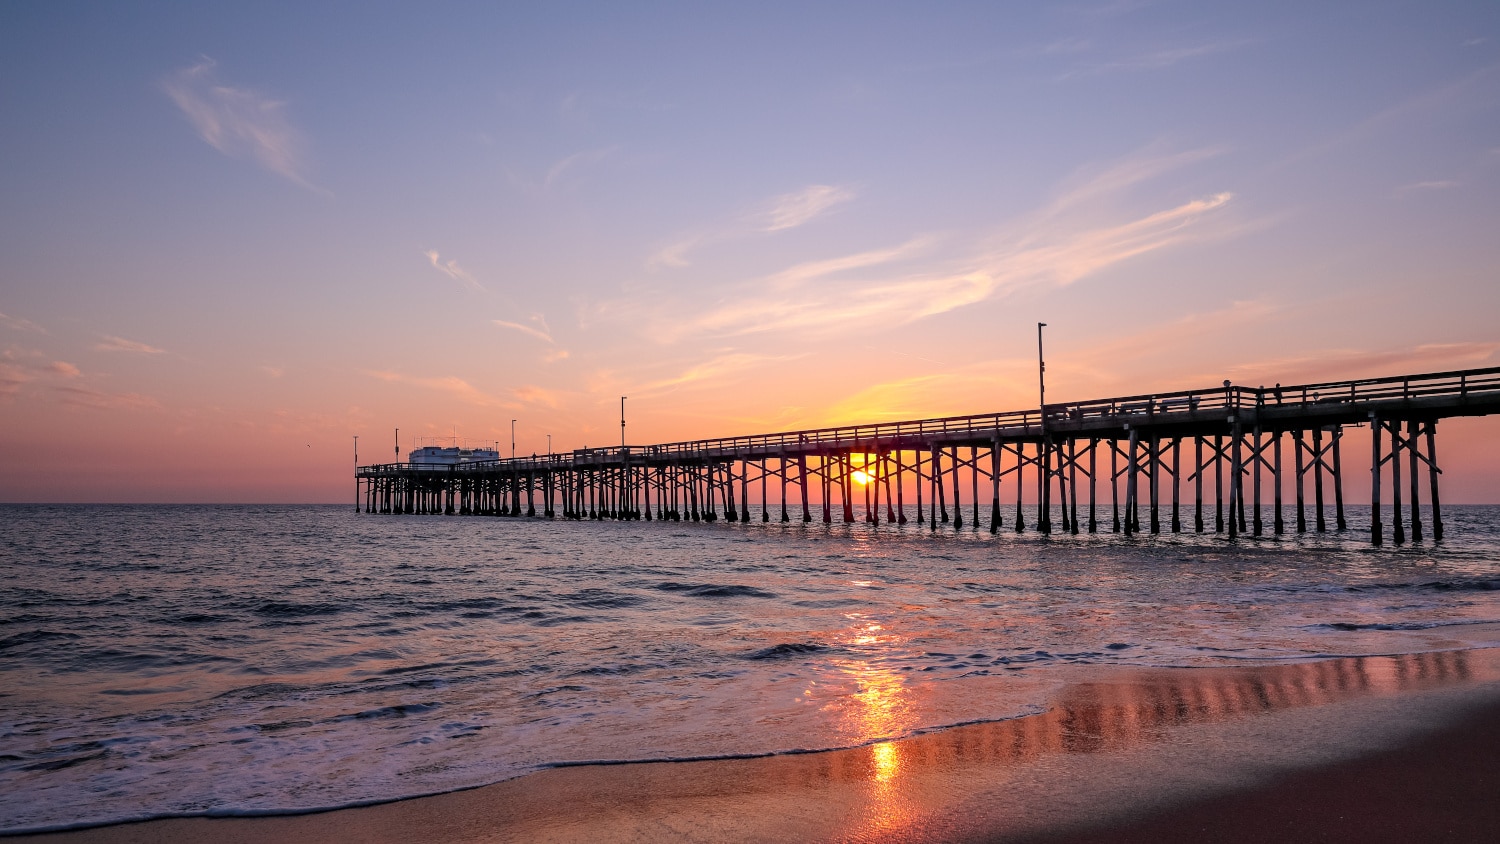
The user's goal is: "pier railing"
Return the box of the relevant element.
[361,366,1500,474]
[355,365,1500,545]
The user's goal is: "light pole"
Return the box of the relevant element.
[547,434,552,456]
[511,419,516,459]
[395,428,399,461]
[1037,322,1047,427]
[621,396,627,448]
[353,435,359,512]
[1038,322,1050,534]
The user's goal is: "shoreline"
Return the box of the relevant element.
[11,648,1500,843]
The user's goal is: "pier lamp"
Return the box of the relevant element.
[621,396,627,448]
[511,419,516,459]
[1037,322,1047,426]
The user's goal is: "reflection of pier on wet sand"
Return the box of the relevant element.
[25,648,1500,843]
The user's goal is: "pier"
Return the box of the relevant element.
[357,367,1500,546]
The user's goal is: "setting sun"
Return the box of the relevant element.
[852,470,872,485]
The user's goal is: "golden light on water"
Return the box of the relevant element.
[827,612,920,834]
[831,613,914,751]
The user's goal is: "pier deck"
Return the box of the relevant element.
[357,367,1500,545]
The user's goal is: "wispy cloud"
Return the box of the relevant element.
[685,192,1234,338]
[1274,65,1500,171]
[647,238,700,269]
[603,147,1243,344]
[634,351,806,395]
[1,350,86,397]
[545,146,619,189]
[424,250,486,292]
[1397,179,1459,193]
[1215,342,1500,386]
[259,365,284,378]
[493,315,553,344]
[1060,40,1250,79]
[513,385,562,408]
[1039,36,1092,56]
[162,58,320,191]
[0,311,45,334]
[0,363,29,397]
[648,183,857,269]
[764,235,938,290]
[761,185,855,232]
[95,335,166,354]
[366,370,514,408]
[54,386,160,411]
[1046,146,1225,211]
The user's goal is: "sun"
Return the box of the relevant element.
[851,470,872,485]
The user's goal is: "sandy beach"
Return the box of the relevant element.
[13,647,1499,844]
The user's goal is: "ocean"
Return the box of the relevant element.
[3,503,1499,833]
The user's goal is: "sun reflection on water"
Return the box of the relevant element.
[829,611,920,835]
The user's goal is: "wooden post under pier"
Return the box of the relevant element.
[1408,419,1422,542]
[1426,421,1444,541]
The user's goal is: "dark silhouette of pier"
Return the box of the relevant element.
[357,367,1500,545]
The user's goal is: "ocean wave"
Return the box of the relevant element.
[0,630,81,651]
[1315,618,1500,632]
[746,642,828,660]
[653,582,777,599]
[252,601,346,618]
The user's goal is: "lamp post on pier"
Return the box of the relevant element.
[1038,322,1051,534]
[1038,323,1047,426]
[353,435,359,512]
[621,396,627,448]
[511,419,516,460]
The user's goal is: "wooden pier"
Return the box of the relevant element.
[357,367,1500,546]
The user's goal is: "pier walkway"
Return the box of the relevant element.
[357,367,1500,546]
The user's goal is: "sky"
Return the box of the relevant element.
[2,1,1499,503]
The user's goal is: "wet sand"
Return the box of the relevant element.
[13,649,1500,843]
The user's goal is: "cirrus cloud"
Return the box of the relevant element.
[95,335,166,354]
[163,58,321,191]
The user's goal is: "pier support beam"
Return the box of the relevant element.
[1228,420,1243,539]
[1194,437,1204,533]
[1038,441,1051,535]
[1332,429,1346,531]
[1089,439,1099,533]
[1295,431,1306,533]
[1148,436,1160,535]
[1371,414,1383,546]
[1314,428,1326,532]
[1427,422,1444,541]
[990,438,1002,534]
[952,446,963,530]
[1124,428,1139,537]
[1408,419,1423,542]
[1014,446,1025,532]
[1391,421,1405,545]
